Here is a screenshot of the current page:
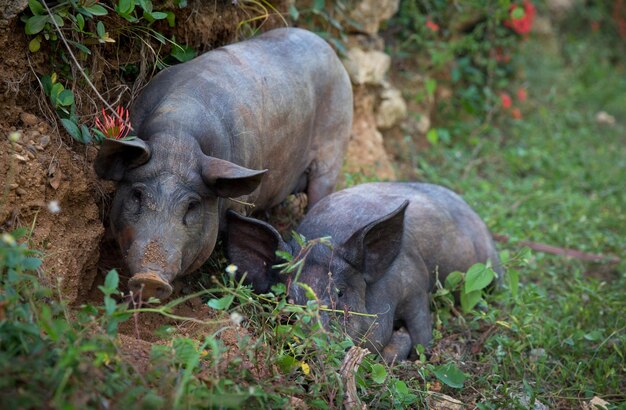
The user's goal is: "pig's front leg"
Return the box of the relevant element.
[381,327,413,363]
[403,290,433,360]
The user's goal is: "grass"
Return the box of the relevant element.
[1,31,625,409]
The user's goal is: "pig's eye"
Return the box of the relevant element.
[183,199,201,226]
[131,188,143,203]
[336,287,344,298]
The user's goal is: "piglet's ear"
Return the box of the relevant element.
[341,200,409,284]
[94,138,151,181]
[202,156,267,198]
[226,210,288,293]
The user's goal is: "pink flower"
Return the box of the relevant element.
[500,93,513,109]
[95,106,131,140]
[425,20,440,32]
[517,87,528,102]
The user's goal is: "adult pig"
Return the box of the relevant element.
[227,182,501,362]
[94,28,352,300]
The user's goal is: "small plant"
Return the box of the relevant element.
[94,105,133,140]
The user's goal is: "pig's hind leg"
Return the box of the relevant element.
[402,292,434,360]
[381,327,413,363]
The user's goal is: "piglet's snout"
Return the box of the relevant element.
[128,271,173,300]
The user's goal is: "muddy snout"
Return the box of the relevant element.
[128,271,173,300]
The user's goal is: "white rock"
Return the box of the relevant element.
[343,48,390,86]
[375,86,407,129]
[595,111,616,126]
[349,0,400,35]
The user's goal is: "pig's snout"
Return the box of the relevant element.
[128,271,173,300]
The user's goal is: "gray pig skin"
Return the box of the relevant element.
[227,182,501,362]
[94,28,352,300]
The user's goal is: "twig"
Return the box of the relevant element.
[340,346,370,410]
[493,233,620,264]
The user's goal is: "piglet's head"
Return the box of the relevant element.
[95,138,266,301]
[226,201,408,337]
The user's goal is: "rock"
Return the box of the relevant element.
[583,396,610,410]
[20,112,39,127]
[0,0,28,27]
[375,84,407,130]
[427,392,463,410]
[349,0,400,35]
[343,48,390,86]
[39,135,50,148]
[595,111,616,126]
[415,113,431,135]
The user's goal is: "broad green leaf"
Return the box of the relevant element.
[104,269,119,291]
[29,0,45,16]
[433,363,466,388]
[76,13,85,31]
[84,4,108,16]
[60,118,82,141]
[80,124,93,144]
[171,44,196,62]
[41,74,52,95]
[166,11,175,27]
[117,0,135,15]
[464,263,495,293]
[288,4,299,20]
[51,13,63,27]
[150,11,167,20]
[22,256,42,271]
[425,78,437,97]
[29,36,41,52]
[426,128,438,145]
[444,271,463,290]
[96,21,106,38]
[104,295,117,315]
[275,354,299,373]
[460,289,482,313]
[370,363,387,384]
[57,89,74,106]
[25,15,48,35]
[68,39,91,55]
[394,380,409,395]
[207,294,234,310]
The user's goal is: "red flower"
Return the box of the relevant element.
[95,106,131,140]
[504,1,536,36]
[511,107,523,120]
[425,20,440,32]
[517,87,528,102]
[500,93,513,109]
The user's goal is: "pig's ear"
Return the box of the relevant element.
[341,201,409,284]
[226,210,288,293]
[94,138,151,181]
[201,156,267,198]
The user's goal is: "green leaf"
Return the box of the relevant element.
[150,11,167,20]
[51,14,64,27]
[138,0,153,13]
[313,0,325,12]
[25,15,48,35]
[67,39,91,55]
[80,124,93,144]
[175,0,187,7]
[41,74,52,95]
[29,0,45,15]
[460,289,482,313]
[50,82,64,106]
[84,4,108,16]
[288,5,299,20]
[166,11,176,27]
[76,13,85,31]
[117,0,135,15]
[464,263,495,293]
[96,21,106,38]
[170,44,196,62]
[104,295,117,315]
[60,118,82,141]
[432,363,466,388]
[104,269,120,291]
[22,256,42,271]
[275,250,293,262]
[57,89,74,106]
[370,363,387,384]
[275,355,299,373]
[426,128,438,145]
[207,294,234,310]
[444,271,463,290]
[29,36,41,52]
